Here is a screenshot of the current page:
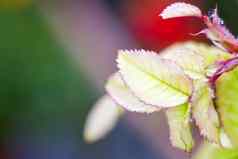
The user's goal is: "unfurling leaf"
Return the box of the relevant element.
[117,50,192,107]
[193,142,238,159]
[106,72,160,113]
[200,29,229,52]
[191,81,220,144]
[160,2,202,19]
[203,8,238,53]
[166,103,194,152]
[160,45,206,79]
[83,95,123,143]
[216,67,238,147]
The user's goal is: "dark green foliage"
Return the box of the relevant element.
[0,4,97,136]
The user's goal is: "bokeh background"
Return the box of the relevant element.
[0,0,238,159]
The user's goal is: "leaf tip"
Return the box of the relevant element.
[83,95,122,144]
[160,2,202,19]
[220,129,233,149]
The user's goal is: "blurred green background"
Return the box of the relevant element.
[0,2,97,133]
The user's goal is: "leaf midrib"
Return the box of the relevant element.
[122,55,189,96]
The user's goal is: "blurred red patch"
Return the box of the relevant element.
[120,0,205,51]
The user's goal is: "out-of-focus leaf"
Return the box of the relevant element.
[160,2,202,19]
[166,103,194,152]
[193,142,238,159]
[216,67,238,146]
[117,50,192,107]
[106,73,160,113]
[170,42,232,67]
[160,46,206,79]
[83,95,123,143]
[191,81,220,143]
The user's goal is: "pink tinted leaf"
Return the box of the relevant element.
[203,8,238,53]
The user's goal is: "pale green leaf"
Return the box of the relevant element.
[216,67,238,146]
[166,103,194,152]
[106,72,160,113]
[160,45,206,79]
[167,42,232,67]
[83,95,123,143]
[193,142,238,159]
[191,81,220,143]
[117,50,192,107]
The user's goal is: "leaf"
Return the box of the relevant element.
[201,29,228,52]
[106,72,160,113]
[160,45,206,79]
[203,8,238,53]
[166,103,194,152]
[193,142,238,159]
[83,95,123,143]
[117,49,192,107]
[165,42,231,68]
[160,2,202,19]
[220,129,233,148]
[191,81,220,143]
[215,67,238,147]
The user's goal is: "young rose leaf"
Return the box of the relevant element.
[160,46,206,79]
[166,103,194,152]
[160,2,202,19]
[203,8,238,53]
[106,72,160,113]
[201,29,229,52]
[117,50,192,107]
[169,42,231,67]
[191,81,220,144]
[216,67,238,147]
[83,95,123,143]
[220,129,233,149]
[193,142,238,159]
